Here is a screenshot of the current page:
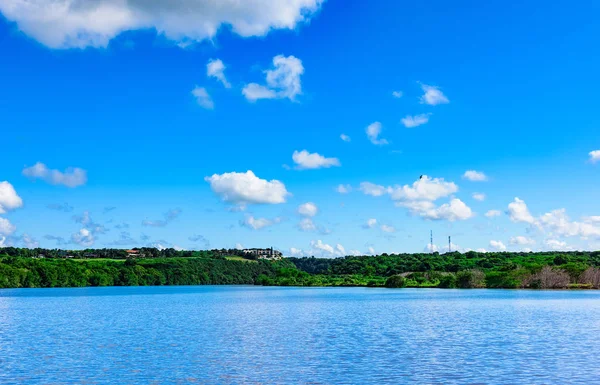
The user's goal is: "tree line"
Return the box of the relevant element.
[1,248,600,289]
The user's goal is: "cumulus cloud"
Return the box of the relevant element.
[485,209,502,218]
[292,150,340,170]
[298,202,318,217]
[142,208,182,227]
[0,217,16,235]
[207,58,231,88]
[366,122,388,145]
[22,162,87,187]
[0,181,23,214]
[507,198,536,224]
[291,240,348,258]
[336,184,351,194]
[462,170,488,182]
[489,240,507,251]
[510,236,536,246]
[242,215,281,230]
[205,170,289,205]
[472,193,486,201]
[298,217,317,232]
[71,228,94,247]
[392,90,403,98]
[243,55,304,101]
[583,216,600,224]
[589,150,600,163]
[72,211,108,234]
[191,86,214,109]
[0,0,323,49]
[544,239,571,251]
[389,175,458,201]
[399,198,473,221]
[538,209,600,238]
[380,224,395,233]
[419,83,449,105]
[401,114,430,128]
[508,198,600,240]
[359,182,389,197]
[363,218,378,229]
[340,134,351,142]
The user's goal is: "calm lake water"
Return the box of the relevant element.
[1,287,599,385]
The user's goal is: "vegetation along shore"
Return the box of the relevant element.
[0,247,599,289]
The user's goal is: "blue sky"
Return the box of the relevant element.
[1,0,599,256]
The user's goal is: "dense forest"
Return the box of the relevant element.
[1,248,600,289]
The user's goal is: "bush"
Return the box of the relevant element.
[438,274,457,288]
[385,275,406,288]
[456,270,485,288]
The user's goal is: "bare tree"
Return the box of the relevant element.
[579,267,600,289]
[527,266,570,289]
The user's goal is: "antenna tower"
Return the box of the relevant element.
[430,230,433,254]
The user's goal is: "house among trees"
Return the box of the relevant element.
[126,249,141,258]
[242,247,283,260]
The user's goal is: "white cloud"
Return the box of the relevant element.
[392,90,403,98]
[538,209,600,238]
[545,239,570,251]
[583,216,600,224]
[336,184,351,194]
[389,175,458,201]
[241,83,276,101]
[298,202,318,217]
[589,150,600,163]
[489,240,507,251]
[207,59,231,88]
[424,243,439,253]
[0,0,323,49]
[399,198,473,221]
[242,215,280,230]
[472,192,486,201]
[510,236,536,246]
[507,197,536,224]
[298,217,317,232]
[363,218,378,229]
[419,83,449,105]
[0,217,16,235]
[205,170,289,205]
[0,181,23,214]
[380,224,395,233]
[292,150,340,170]
[462,170,488,182]
[366,122,388,145]
[311,240,334,254]
[485,210,502,218]
[340,134,351,142]
[401,114,431,128]
[359,182,389,197]
[22,162,87,187]
[71,228,94,247]
[243,55,304,101]
[191,86,214,109]
[507,198,600,240]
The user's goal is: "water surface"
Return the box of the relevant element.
[1,286,599,384]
